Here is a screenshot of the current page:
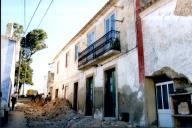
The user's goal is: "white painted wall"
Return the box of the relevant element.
[141,0,192,81]
[1,36,18,108]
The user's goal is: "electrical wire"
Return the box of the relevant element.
[24,0,42,35]
[37,0,54,28]
[18,0,54,93]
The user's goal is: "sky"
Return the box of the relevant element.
[1,0,108,94]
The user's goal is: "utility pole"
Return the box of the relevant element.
[17,50,22,93]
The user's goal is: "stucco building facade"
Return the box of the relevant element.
[47,0,192,127]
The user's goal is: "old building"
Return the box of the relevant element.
[47,0,192,127]
[48,0,145,125]
[141,0,192,127]
[1,23,21,125]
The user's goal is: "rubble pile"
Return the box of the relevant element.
[17,99,131,128]
[41,99,72,119]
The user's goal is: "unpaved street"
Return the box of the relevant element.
[15,98,131,128]
[2,110,27,128]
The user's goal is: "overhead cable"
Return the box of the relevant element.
[37,0,54,28]
[24,0,42,35]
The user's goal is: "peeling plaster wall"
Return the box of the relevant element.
[141,0,192,126]
[76,0,145,125]
[141,0,192,81]
[78,50,143,124]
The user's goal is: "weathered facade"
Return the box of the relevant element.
[1,23,20,125]
[141,0,192,127]
[47,0,192,127]
[48,0,145,125]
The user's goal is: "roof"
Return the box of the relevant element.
[52,0,117,62]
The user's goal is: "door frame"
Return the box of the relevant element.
[103,66,118,119]
[73,82,78,111]
[85,76,94,116]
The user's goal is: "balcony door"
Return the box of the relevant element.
[87,31,95,46]
[105,13,115,33]
[105,13,115,50]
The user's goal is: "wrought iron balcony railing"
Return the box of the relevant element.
[78,30,120,68]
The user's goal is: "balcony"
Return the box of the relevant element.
[78,30,120,69]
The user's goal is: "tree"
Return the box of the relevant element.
[21,29,48,56]
[15,59,33,90]
[13,23,23,39]
[12,22,48,92]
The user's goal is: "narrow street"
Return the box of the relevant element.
[2,110,27,128]
[4,98,131,128]
[1,0,192,127]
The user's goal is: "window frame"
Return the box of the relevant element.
[104,11,116,33]
[57,61,60,74]
[65,51,69,67]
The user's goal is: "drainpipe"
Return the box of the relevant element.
[135,0,147,126]
[135,0,144,86]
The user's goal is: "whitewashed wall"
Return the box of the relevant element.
[141,0,192,81]
[1,37,17,107]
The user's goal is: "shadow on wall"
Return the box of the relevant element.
[118,85,144,124]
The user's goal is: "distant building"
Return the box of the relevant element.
[47,0,192,127]
[0,23,20,125]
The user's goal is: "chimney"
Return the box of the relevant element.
[6,23,14,38]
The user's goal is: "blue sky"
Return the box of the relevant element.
[2,0,108,93]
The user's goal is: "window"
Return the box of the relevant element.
[105,13,115,33]
[156,82,174,109]
[75,44,79,60]
[87,30,95,46]
[55,89,59,98]
[57,61,59,74]
[65,52,69,67]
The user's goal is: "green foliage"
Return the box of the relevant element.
[21,29,48,55]
[13,23,24,39]
[15,59,33,88]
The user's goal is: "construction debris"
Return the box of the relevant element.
[16,99,131,128]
